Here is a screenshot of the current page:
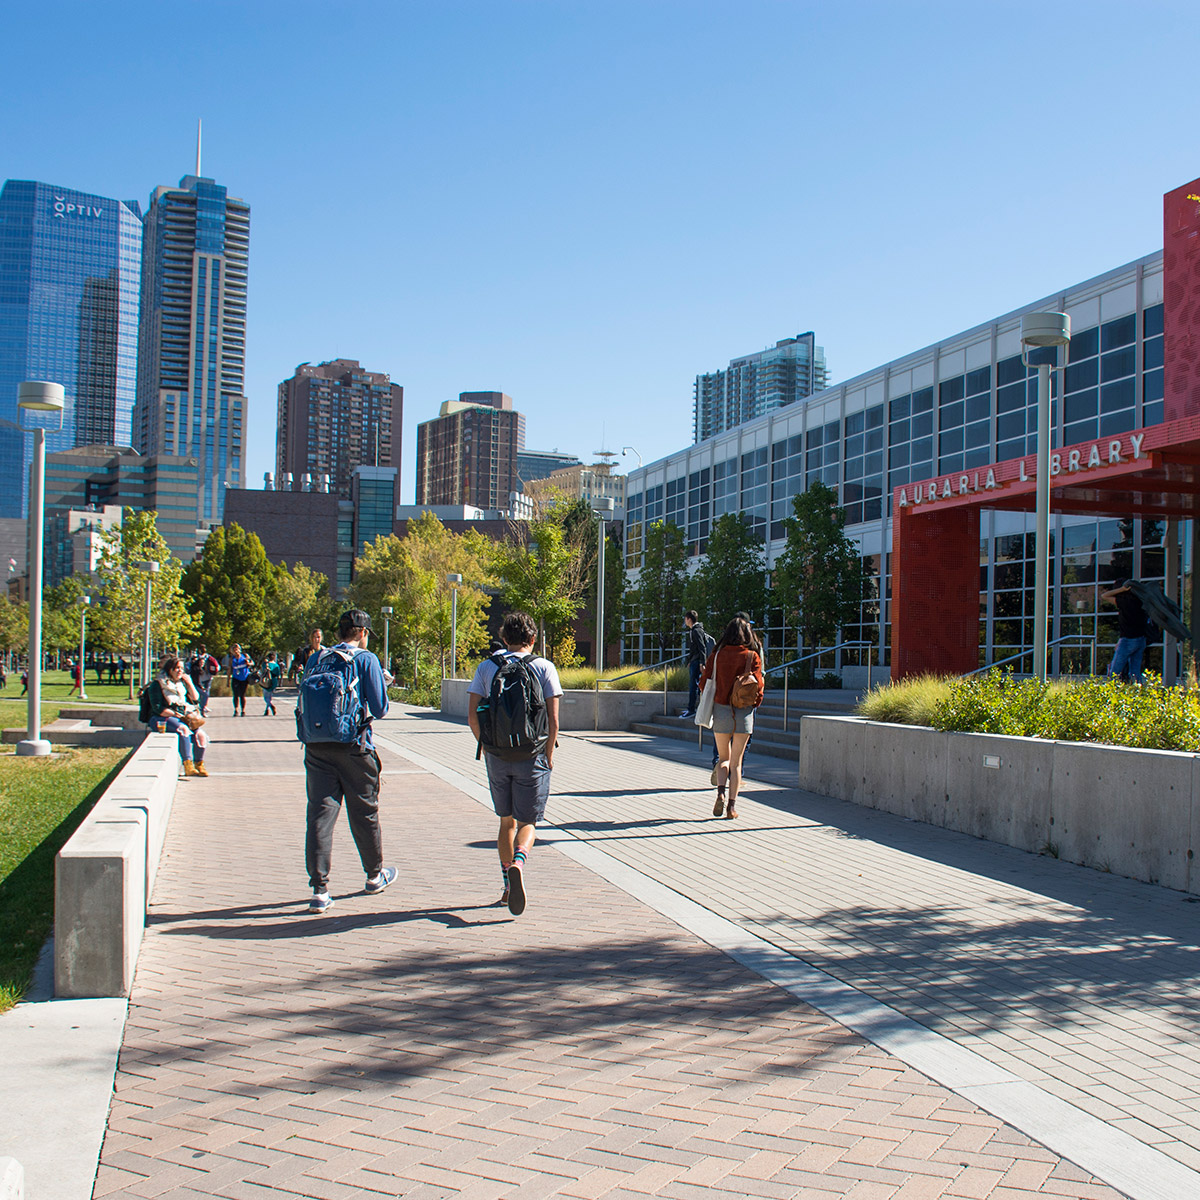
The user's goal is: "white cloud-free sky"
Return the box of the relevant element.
[5,1,1198,499]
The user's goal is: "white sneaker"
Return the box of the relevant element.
[308,892,334,913]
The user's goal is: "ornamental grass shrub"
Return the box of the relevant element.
[858,670,1200,752]
[556,664,690,692]
[858,675,951,726]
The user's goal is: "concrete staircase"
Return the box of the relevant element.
[630,689,863,760]
[2,706,146,748]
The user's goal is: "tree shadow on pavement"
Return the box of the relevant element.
[123,934,861,1097]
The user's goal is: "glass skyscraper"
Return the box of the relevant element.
[0,180,143,517]
[134,174,250,523]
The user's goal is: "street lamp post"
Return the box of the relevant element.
[1021,312,1072,682]
[446,574,463,678]
[16,381,65,757]
[79,595,91,701]
[132,561,160,689]
[381,606,393,675]
[592,498,615,670]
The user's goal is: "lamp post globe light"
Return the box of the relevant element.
[592,498,615,671]
[16,381,65,757]
[446,575,463,679]
[380,606,393,677]
[79,595,91,701]
[1020,312,1072,683]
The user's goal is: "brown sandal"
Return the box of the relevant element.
[713,788,726,817]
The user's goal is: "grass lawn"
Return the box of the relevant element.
[0,746,130,1011]
[0,670,143,734]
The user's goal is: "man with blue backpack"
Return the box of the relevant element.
[467,611,562,916]
[296,609,395,914]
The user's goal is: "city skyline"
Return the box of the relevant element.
[4,3,1199,506]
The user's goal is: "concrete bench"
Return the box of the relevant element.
[54,733,180,998]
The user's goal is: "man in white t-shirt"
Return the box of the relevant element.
[467,611,562,916]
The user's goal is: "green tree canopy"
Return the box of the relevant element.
[628,519,688,658]
[91,509,196,691]
[492,508,581,663]
[181,523,277,655]
[0,595,28,657]
[44,575,93,654]
[685,512,768,638]
[348,513,494,678]
[773,482,867,649]
[268,561,339,653]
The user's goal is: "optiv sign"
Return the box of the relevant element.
[52,195,103,220]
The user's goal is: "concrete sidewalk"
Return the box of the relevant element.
[78,703,1145,1200]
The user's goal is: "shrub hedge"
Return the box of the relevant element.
[858,671,1200,752]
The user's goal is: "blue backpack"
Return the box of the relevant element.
[295,648,364,745]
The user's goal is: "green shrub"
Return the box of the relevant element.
[557,664,689,692]
[860,670,1200,751]
[858,675,952,726]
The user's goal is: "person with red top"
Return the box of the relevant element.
[697,615,764,820]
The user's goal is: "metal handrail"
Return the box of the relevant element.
[594,653,689,728]
[765,640,874,732]
[963,635,1098,678]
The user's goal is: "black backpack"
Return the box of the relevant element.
[475,652,549,761]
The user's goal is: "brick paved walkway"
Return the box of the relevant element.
[93,706,1125,1199]
[394,710,1200,1182]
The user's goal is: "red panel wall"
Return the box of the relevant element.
[1164,179,1200,421]
[892,503,980,680]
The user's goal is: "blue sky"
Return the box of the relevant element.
[5,1,1199,501]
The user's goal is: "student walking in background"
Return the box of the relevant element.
[260,651,282,715]
[228,643,252,717]
[698,615,764,820]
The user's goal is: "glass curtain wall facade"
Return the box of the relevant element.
[628,253,1172,676]
[134,175,250,523]
[693,332,829,443]
[0,180,142,517]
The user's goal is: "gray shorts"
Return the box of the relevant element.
[484,751,551,824]
[712,703,754,735]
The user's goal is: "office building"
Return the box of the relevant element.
[134,172,250,522]
[351,465,399,554]
[0,179,143,517]
[627,177,1200,682]
[693,332,828,443]
[40,444,204,585]
[416,392,525,508]
[524,460,626,519]
[276,359,403,506]
[516,449,582,488]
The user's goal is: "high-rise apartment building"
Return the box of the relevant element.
[416,392,525,508]
[0,180,143,516]
[276,359,403,506]
[134,173,250,522]
[693,332,828,443]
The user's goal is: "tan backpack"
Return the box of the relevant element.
[729,652,762,708]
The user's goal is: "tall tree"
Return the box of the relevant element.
[492,508,581,663]
[348,514,494,677]
[181,523,277,655]
[92,509,196,694]
[773,482,867,650]
[269,561,339,654]
[685,512,768,637]
[628,519,688,659]
[0,595,28,664]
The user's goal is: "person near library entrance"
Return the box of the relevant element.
[1102,580,1148,683]
[698,615,765,820]
[680,610,714,719]
[299,609,394,914]
[466,611,562,917]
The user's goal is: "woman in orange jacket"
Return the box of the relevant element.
[697,615,764,819]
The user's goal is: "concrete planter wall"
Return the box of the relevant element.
[441,678,688,731]
[55,733,180,997]
[799,715,1199,894]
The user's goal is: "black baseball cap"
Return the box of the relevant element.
[339,609,373,633]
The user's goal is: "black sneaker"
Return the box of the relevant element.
[506,864,527,916]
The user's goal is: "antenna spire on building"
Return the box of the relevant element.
[195,119,202,177]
